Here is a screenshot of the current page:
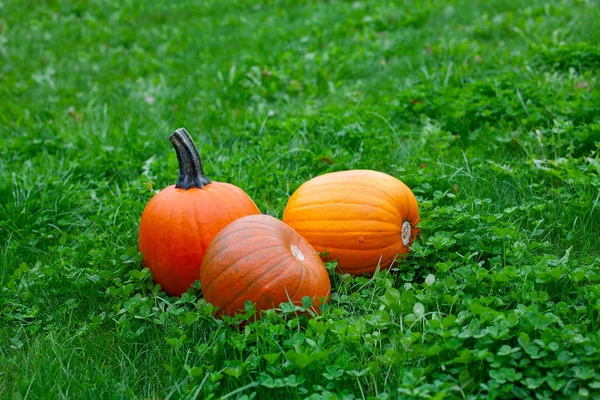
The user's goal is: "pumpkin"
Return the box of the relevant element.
[138,128,260,296]
[199,214,331,317]
[282,169,420,276]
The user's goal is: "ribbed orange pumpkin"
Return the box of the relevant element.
[138,128,260,296]
[282,170,420,276]
[200,214,331,317]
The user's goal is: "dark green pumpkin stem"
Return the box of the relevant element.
[169,128,212,189]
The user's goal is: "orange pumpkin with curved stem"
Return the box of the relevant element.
[138,128,260,296]
[282,170,420,276]
[200,214,331,317]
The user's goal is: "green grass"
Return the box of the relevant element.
[1,0,600,398]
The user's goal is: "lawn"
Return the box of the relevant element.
[1,0,600,398]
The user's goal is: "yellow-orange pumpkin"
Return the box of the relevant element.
[282,170,420,276]
[200,214,331,317]
[138,128,260,296]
